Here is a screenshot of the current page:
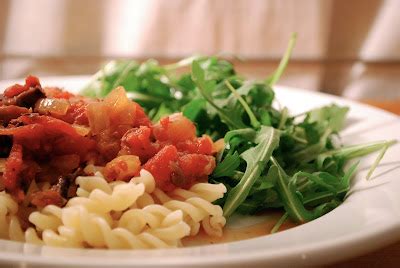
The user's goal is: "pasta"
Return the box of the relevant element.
[151,179,227,236]
[28,205,62,231]
[32,206,189,249]
[0,170,226,249]
[73,170,226,236]
[0,192,24,241]
[67,179,145,214]
[171,183,227,202]
[162,197,225,236]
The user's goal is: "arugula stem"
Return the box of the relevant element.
[198,88,242,129]
[271,213,288,234]
[224,80,260,129]
[318,140,396,168]
[291,135,308,144]
[267,33,297,86]
[303,190,345,205]
[366,141,392,179]
[296,180,311,192]
[278,107,289,129]
[208,100,243,129]
[294,172,337,194]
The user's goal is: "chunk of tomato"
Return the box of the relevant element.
[2,143,24,196]
[4,75,41,98]
[143,145,178,192]
[133,102,151,127]
[120,126,158,162]
[153,113,196,143]
[175,135,213,155]
[171,154,216,189]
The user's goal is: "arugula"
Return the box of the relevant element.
[266,33,297,86]
[191,60,246,130]
[270,157,358,223]
[212,152,241,178]
[81,34,396,224]
[222,126,280,217]
[305,104,349,132]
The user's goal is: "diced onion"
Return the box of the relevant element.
[87,87,137,135]
[104,87,136,126]
[72,124,91,136]
[35,98,70,116]
[87,102,110,135]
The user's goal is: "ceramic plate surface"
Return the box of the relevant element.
[0,76,399,267]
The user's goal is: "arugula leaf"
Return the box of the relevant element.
[192,60,246,130]
[270,157,359,223]
[270,157,315,222]
[81,60,139,97]
[213,152,241,178]
[182,98,206,121]
[290,128,332,164]
[150,103,174,122]
[224,80,260,129]
[302,162,358,206]
[237,81,275,108]
[237,188,278,214]
[306,104,349,132]
[223,126,280,217]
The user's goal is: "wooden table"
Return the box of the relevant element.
[0,57,399,266]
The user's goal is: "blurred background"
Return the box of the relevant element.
[0,0,399,104]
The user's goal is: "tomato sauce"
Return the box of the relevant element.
[0,76,217,204]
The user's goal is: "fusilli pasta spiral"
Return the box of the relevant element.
[171,183,227,202]
[28,205,62,231]
[32,205,190,249]
[0,191,24,241]
[0,168,227,249]
[162,197,225,236]
[151,180,227,236]
[68,181,145,214]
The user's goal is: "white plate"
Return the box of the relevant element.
[0,76,399,267]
